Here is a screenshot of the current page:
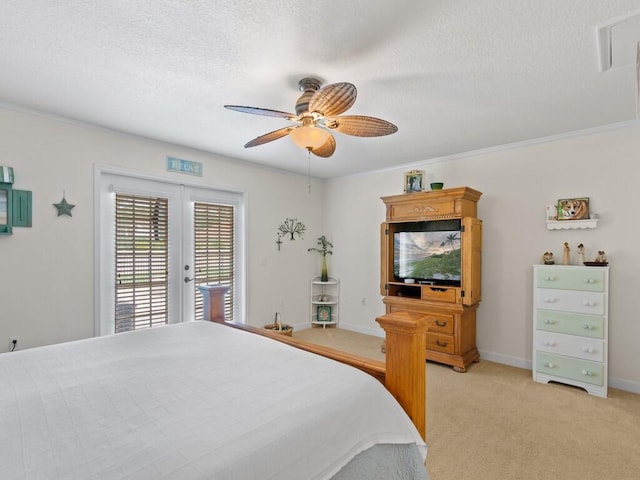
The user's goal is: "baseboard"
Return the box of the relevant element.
[294,321,385,338]
[336,322,385,338]
[609,377,640,394]
[479,349,640,395]
[478,350,532,370]
[292,322,311,331]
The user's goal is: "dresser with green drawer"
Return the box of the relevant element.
[533,265,609,397]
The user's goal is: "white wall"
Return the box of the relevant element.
[0,107,324,350]
[3,105,639,393]
[324,124,640,393]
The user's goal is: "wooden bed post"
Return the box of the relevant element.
[197,285,230,323]
[376,311,429,441]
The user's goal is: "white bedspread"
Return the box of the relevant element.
[0,321,426,479]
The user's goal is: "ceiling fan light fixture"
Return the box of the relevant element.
[289,126,331,150]
[226,77,395,157]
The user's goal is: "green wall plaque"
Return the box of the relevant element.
[12,190,32,227]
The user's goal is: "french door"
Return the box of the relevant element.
[95,168,244,336]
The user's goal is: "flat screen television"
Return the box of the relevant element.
[393,220,461,286]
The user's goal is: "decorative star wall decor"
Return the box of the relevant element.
[53,193,75,217]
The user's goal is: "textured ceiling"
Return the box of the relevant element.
[1,1,639,178]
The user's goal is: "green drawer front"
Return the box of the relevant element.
[536,310,604,339]
[536,352,604,386]
[536,268,605,292]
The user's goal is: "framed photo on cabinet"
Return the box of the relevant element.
[317,305,332,322]
[404,170,424,193]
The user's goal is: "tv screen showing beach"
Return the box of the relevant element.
[393,230,461,282]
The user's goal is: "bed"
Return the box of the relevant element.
[0,304,429,479]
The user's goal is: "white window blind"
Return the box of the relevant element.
[114,193,169,333]
[194,202,234,321]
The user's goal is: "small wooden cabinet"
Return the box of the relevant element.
[310,277,339,328]
[380,187,482,372]
[533,265,609,397]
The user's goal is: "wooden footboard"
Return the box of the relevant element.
[198,285,428,440]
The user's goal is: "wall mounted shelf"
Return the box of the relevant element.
[546,218,598,230]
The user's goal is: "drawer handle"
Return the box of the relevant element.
[543,319,556,325]
[581,369,594,377]
[582,324,594,330]
[544,276,556,281]
[582,346,595,354]
[583,301,597,307]
[584,278,596,284]
[543,340,555,347]
[435,320,448,327]
[544,362,555,368]
[544,298,557,303]
[436,340,448,347]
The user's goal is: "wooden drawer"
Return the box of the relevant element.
[424,312,454,334]
[536,352,604,386]
[536,268,605,292]
[535,310,604,339]
[535,289,605,315]
[535,331,605,362]
[422,286,457,304]
[426,333,455,354]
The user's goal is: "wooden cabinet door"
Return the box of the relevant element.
[461,217,482,306]
[380,222,391,296]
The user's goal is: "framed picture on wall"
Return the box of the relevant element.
[404,170,424,193]
[557,197,590,221]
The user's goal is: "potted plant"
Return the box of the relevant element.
[308,235,333,282]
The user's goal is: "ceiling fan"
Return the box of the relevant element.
[224,77,398,158]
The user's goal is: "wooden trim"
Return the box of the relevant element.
[199,286,428,440]
[223,321,386,385]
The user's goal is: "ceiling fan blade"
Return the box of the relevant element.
[311,133,336,158]
[225,105,298,121]
[325,115,398,137]
[309,82,357,117]
[244,126,297,148]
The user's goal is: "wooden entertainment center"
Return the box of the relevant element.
[380,187,482,372]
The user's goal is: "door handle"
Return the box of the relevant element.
[184,264,194,283]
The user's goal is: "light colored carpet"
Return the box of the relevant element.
[294,326,640,480]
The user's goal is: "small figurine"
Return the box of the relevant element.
[563,242,570,265]
[577,243,585,265]
[542,252,555,265]
[595,251,607,263]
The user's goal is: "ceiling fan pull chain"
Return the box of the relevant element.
[307,149,311,194]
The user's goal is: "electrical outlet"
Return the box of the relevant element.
[9,336,20,352]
